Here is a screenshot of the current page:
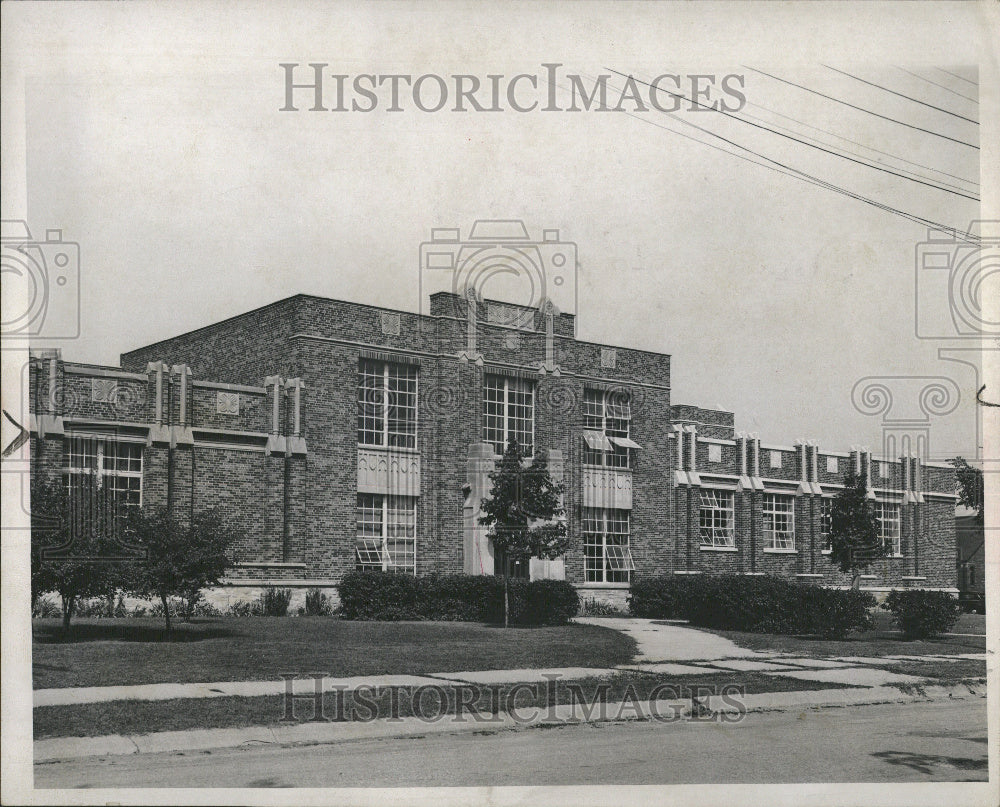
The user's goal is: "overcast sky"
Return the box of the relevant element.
[3,1,996,460]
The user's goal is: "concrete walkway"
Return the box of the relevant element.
[34,618,987,708]
[574,617,763,661]
[34,682,987,763]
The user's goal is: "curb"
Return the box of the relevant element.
[34,681,986,763]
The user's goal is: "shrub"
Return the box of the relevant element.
[337,571,579,625]
[304,588,333,616]
[882,589,961,639]
[260,587,293,617]
[581,598,628,617]
[32,596,61,619]
[629,574,875,637]
[228,599,265,618]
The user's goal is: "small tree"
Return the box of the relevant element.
[125,508,238,634]
[30,474,128,632]
[951,456,984,521]
[829,469,887,589]
[479,437,571,627]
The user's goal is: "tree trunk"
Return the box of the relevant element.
[504,573,509,629]
[61,595,74,633]
[851,572,861,590]
[161,593,172,635]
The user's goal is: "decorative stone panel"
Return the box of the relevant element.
[380,311,401,336]
[357,447,421,496]
[582,467,632,509]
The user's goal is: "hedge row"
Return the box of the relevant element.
[882,589,962,638]
[337,571,579,625]
[629,575,876,638]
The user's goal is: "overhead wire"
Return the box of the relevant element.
[745,100,978,186]
[744,66,979,150]
[822,64,979,124]
[936,67,978,87]
[604,68,978,201]
[895,67,978,105]
[591,71,980,242]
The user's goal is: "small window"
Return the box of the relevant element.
[769,450,782,469]
[483,375,534,456]
[699,489,735,548]
[763,493,795,550]
[826,456,838,474]
[820,498,833,551]
[874,500,901,555]
[355,494,417,573]
[583,508,633,583]
[878,461,890,479]
[582,388,635,468]
[708,444,722,463]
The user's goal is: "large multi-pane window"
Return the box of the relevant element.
[699,489,735,548]
[582,389,636,468]
[582,508,633,583]
[763,493,795,550]
[355,494,417,573]
[820,497,833,551]
[64,437,143,507]
[357,360,418,448]
[875,500,902,556]
[483,375,534,456]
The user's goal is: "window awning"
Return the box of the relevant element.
[583,430,614,451]
[355,538,387,565]
[605,545,636,571]
[610,436,643,450]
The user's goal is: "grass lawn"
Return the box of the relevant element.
[685,611,985,659]
[33,671,859,739]
[33,617,635,689]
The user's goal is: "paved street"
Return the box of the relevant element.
[35,698,987,788]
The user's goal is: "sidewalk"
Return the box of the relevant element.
[33,617,987,762]
[34,682,987,763]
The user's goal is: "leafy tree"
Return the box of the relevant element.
[479,437,571,627]
[951,456,984,521]
[828,469,887,589]
[124,508,238,634]
[30,474,130,632]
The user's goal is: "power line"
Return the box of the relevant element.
[738,108,977,196]
[596,76,979,241]
[896,67,978,104]
[747,100,978,186]
[937,67,978,87]
[605,68,978,200]
[823,65,979,124]
[744,66,979,150]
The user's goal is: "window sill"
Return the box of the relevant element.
[699,545,738,552]
[582,464,632,471]
[762,548,798,554]
[579,582,631,589]
[821,549,833,554]
[357,444,420,454]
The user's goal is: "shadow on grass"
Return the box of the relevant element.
[33,621,235,644]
